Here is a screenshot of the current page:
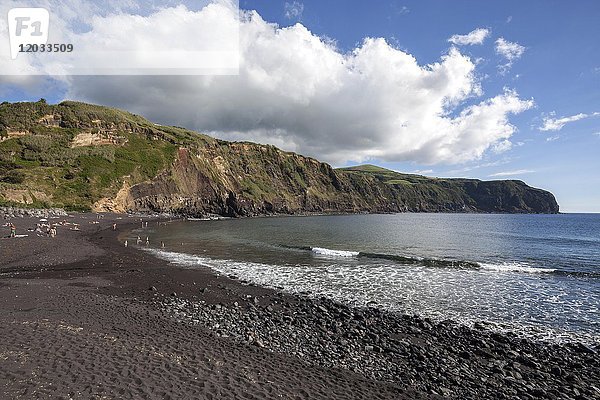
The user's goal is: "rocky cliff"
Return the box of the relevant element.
[0,100,559,215]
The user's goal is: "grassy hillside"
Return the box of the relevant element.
[341,164,442,185]
[0,100,218,210]
[0,100,559,214]
[339,165,558,213]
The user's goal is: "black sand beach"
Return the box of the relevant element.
[1,213,598,399]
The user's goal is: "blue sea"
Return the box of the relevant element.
[135,213,600,344]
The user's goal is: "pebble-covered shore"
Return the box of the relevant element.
[162,290,600,400]
[0,206,68,219]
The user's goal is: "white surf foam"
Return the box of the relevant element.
[144,249,214,268]
[142,248,599,344]
[480,262,556,274]
[311,247,359,257]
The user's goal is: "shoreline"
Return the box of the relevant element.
[144,245,598,347]
[1,212,598,399]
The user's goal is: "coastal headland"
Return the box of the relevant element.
[1,212,597,399]
[0,101,559,216]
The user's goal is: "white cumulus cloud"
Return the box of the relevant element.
[489,169,534,177]
[411,169,434,175]
[284,1,304,20]
[20,4,536,166]
[448,28,490,46]
[495,38,525,74]
[539,112,600,131]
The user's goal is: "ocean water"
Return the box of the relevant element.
[136,213,600,344]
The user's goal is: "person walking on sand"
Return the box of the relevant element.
[124,240,128,247]
[113,223,117,231]
[136,236,141,245]
[145,236,150,246]
[9,223,16,238]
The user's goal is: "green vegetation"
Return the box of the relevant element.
[0,101,559,214]
[339,164,436,185]
[337,164,558,213]
[0,101,183,208]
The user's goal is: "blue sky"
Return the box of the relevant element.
[2,0,599,212]
[242,0,600,212]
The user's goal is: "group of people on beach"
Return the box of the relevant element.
[34,223,58,237]
[136,236,150,246]
[124,219,165,248]
[4,220,66,239]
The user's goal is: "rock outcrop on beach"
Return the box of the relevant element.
[0,100,559,215]
[0,206,67,219]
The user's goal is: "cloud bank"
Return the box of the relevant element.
[539,112,600,131]
[20,4,533,166]
[448,28,490,46]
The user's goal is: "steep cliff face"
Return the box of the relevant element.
[0,101,559,214]
[115,146,559,216]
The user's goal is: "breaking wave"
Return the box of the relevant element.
[142,247,600,344]
[287,246,558,274]
[311,247,360,257]
[480,262,556,274]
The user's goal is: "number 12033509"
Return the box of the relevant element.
[19,43,73,53]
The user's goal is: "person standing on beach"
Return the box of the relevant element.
[145,237,149,246]
[113,223,117,231]
[9,223,16,238]
[136,236,141,245]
